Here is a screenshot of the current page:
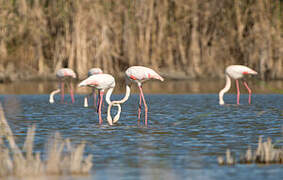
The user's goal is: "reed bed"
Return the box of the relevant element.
[218,137,283,165]
[0,0,282,81]
[0,103,92,178]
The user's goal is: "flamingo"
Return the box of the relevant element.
[78,74,120,125]
[107,66,164,126]
[49,68,76,104]
[84,68,103,107]
[219,65,257,105]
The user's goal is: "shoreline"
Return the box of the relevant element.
[0,79,282,95]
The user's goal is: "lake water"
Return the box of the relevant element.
[0,91,282,179]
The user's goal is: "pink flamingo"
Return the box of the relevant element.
[49,68,76,104]
[84,68,103,107]
[107,66,164,126]
[78,74,120,125]
[219,65,258,105]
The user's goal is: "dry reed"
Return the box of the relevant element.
[0,103,92,178]
[0,0,282,81]
[218,137,283,165]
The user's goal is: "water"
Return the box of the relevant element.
[0,93,282,180]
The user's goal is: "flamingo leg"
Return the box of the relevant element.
[138,93,142,121]
[102,98,104,110]
[243,81,252,104]
[60,81,64,104]
[236,80,240,105]
[98,91,104,125]
[97,90,101,113]
[93,88,96,107]
[138,85,148,126]
[96,90,104,111]
[70,81,75,104]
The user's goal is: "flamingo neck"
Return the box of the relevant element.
[84,96,88,107]
[112,104,122,124]
[111,85,131,104]
[105,87,114,105]
[107,84,131,124]
[49,89,60,104]
[105,87,122,125]
[219,75,231,105]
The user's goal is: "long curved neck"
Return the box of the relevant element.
[106,84,131,125]
[49,89,60,103]
[113,85,131,104]
[105,87,124,125]
[105,87,114,105]
[219,74,231,105]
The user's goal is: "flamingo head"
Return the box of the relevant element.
[155,75,164,82]
[125,75,132,85]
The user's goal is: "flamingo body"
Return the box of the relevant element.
[79,74,115,89]
[88,68,103,77]
[107,66,164,126]
[219,65,257,105]
[49,68,76,104]
[78,74,119,125]
[125,66,164,84]
[84,68,103,107]
[226,65,257,79]
[56,68,76,79]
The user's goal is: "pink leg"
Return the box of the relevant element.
[138,86,148,126]
[138,93,142,120]
[61,81,64,104]
[243,81,252,104]
[70,82,75,104]
[98,91,104,125]
[236,80,240,105]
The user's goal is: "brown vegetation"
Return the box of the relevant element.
[0,103,92,177]
[218,137,283,165]
[0,0,282,82]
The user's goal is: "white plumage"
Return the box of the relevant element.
[49,68,76,104]
[219,65,257,105]
[78,73,118,125]
[56,68,76,79]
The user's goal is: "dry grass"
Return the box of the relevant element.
[0,103,92,178]
[0,0,282,80]
[218,137,283,165]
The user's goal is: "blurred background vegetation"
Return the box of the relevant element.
[0,0,282,82]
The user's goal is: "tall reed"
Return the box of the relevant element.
[0,103,92,177]
[0,0,282,81]
[218,137,283,165]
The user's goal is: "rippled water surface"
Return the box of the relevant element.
[0,93,282,180]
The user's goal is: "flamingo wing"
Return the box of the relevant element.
[88,68,103,76]
[226,65,257,79]
[126,66,164,82]
[56,68,76,78]
[78,74,115,89]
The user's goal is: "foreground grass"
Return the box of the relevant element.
[218,137,283,165]
[0,103,92,178]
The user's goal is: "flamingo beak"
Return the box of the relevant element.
[154,75,164,81]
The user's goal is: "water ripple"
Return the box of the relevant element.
[0,94,282,179]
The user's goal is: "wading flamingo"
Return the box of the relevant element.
[107,66,164,126]
[78,74,120,125]
[84,68,103,107]
[219,65,257,105]
[49,68,76,104]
